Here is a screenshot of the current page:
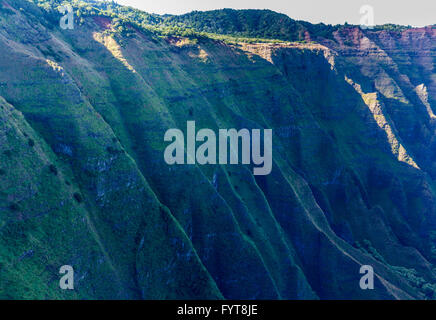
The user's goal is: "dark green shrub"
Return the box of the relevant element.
[106,146,123,155]
[3,150,12,157]
[49,164,58,175]
[73,192,83,203]
[9,203,20,211]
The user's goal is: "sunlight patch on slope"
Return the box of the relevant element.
[415,83,436,119]
[345,76,419,169]
[46,59,64,74]
[93,32,137,73]
[187,48,209,62]
[239,42,336,68]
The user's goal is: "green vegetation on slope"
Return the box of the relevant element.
[0,0,434,300]
[27,1,413,43]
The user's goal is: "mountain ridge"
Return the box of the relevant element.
[28,1,432,42]
[0,0,436,299]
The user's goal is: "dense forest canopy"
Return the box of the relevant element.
[26,0,414,43]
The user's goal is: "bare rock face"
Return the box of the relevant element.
[0,1,435,299]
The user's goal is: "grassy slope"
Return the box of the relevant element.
[0,0,435,299]
[0,1,223,299]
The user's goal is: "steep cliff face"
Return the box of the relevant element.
[0,0,435,299]
[322,27,436,177]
